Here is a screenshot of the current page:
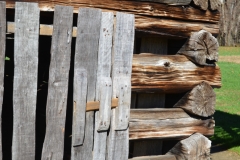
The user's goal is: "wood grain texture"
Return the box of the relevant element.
[134,0,191,5]
[5,0,220,23]
[41,5,73,160]
[174,81,216,117]
[72,69,87,147]
[132,54,221,93]
[210,0,222,10]
[167,133,211,160]
[193,0,222,11]
[86,98,118,111]
[0,2,5,160]
[129,116,215,140]
[177,30,219,66]
[193,0,208,10]
[71,8,101,160]
[112,12,134,130]
[12,2,39,160]
[129,155,176,160]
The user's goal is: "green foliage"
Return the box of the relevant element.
[5,56,10,61]
[211,47,240,154]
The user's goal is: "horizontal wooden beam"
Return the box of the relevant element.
[86,98,118,111]
[132,54,221,93]
[129,155,176,160]
[129,108,215,140]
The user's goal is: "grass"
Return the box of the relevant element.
[211,47,240,154]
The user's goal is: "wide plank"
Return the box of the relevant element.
[41,5,73,160]
[132,54,221,93]
[0,2,6,159]
[12,2,39,160]
[71,8,101,160]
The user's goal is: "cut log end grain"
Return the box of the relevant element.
[166,133,211,160]
[174,81,216,117]
[193,0,222,10]
[177,30,219,66]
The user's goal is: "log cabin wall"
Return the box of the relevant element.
[2,0,221,159]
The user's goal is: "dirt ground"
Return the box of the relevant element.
[219,56,240,64]
[211,145,240,160]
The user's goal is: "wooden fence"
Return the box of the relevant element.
[0,1,221,160]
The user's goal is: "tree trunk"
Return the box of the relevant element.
[218,0,240,46]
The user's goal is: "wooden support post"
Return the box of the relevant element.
[12,2,39,160]
[107,12,134,160]
[93,12,113,160]
[0,2,5,159]
[166,133,211,160]
[129,109,215,140]
[71,8,101,160]
[177,30,219,66]
[132,37,167,157]
[174,81,216,117]
[41,5,73,160]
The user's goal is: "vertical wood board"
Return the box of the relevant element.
[41,5,73,160]
[12,2,39,160]
[112,12,135,130]
[0,2,6,160]
[72,69,87,147]
[71,8,101,160]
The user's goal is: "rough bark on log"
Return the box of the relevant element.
[193,0,222,10]
[218,0,240,46]
[131,54,221,93]
[5,0,220,37]
[177,30,219,66]
[166,133,211,160]
[129,109,215,140]
[174,81,216,117]
[129,155,176,160]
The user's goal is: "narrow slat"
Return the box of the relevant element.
[72,69,87,147]
[41,5,73,160]
[112,12,135,130]
[71,8,102,160]
[0,2,6,160]
[12,2,39,160]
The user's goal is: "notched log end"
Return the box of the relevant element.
[174,81,216,117]
[177,29,219,66]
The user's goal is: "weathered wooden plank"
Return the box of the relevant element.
[12,2,39,160]
[5,0,220,23]
[129,155,176,160]
[167,133,211,160]
[112,12,134,130]
[71,8,101,160]
[177,30,219,66]
[135,0,191,5]
[129,109,215,140]
[132,54,221,93]
[0,2,6,160]
[130,108,190,120]
[72,69,87,147]
[86,98,118,111]
[193,0,222,11]
[174,81,216,117]
[93,112,108,160]
[41,5,73,160]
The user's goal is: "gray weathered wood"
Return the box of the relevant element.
[129,155,176,160]
[174,81,216,117]
[71,8,102,160]
[129,116,215,140]
[12,2,39,160]
[93,112,108,160]
[136,0,191,5]
[193,0,208,10]
[167,133,211,160]
[0,2,6,160]
[72,69,87,147]
[112,12,134,130]
[41,5,73,160]
[210,0,222,10]
[177,30,219,66]
[107,112,129,160]
[98,78,112,131]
